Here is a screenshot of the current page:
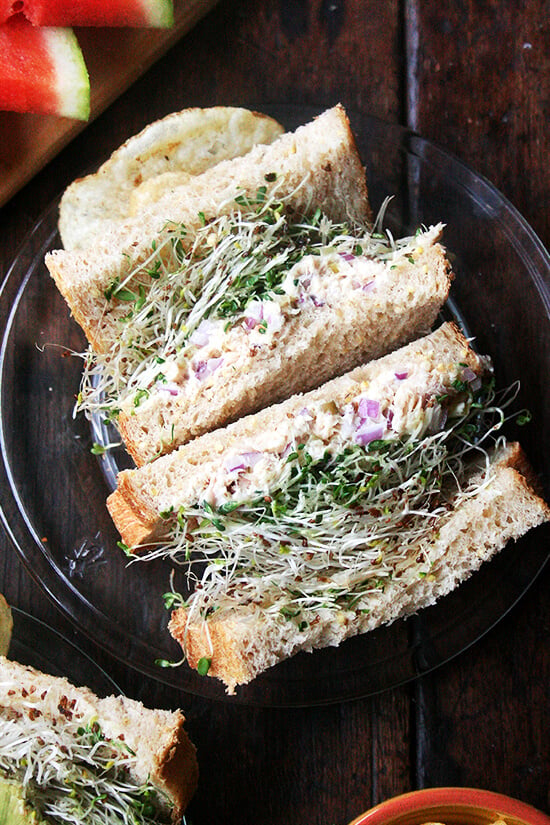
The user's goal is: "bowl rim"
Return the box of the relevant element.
[348,788,550,825]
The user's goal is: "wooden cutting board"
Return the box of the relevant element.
[0,0,219,208]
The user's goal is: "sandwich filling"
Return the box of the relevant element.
[134,357,519,628]
[0,697,171,825]
[76,186,442,422]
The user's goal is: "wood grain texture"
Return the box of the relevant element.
[0,1,548,823]
[405,0,550,246]
[407,0,550,808]
[151,0,402,116]
[413,576,550,808]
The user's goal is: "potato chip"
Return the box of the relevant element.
[128,169,193,214]
[59,106,285,250]
[0,594,13,656]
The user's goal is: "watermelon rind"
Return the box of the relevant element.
[142,0,174,27]
[43,26,90,120]
[5,0,175,27]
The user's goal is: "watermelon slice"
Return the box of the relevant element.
[0,0,174,27]
[0,15,90,119]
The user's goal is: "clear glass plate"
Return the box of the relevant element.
[7,607,121,696]
[0,107,548,706]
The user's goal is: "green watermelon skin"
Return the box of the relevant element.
[1,0,174,26]
[0,15,90,119]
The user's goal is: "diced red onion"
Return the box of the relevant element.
[156,381,180,396]
[362,280,375,292]
[395,370,408,380]
[339,252,356,262]
[355,422,384,445]
[367,399,380,418]
[428,405,448,433]
[299,290,325,307]
[358,398,380,420]
[462,367,482,391]
[225,451,264,472]
[194,357,223,380]
[281,443,293,459]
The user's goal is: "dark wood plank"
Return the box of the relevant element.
[413,571,550,806]
[166,0,403,115]
[405,0,550,247]
[0,1,548,822]
[407,0,550,804]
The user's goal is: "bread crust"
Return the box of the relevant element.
[59,106,286,251]
[106,489,164,548]
[154,718,200,821]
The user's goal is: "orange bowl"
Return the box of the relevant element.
[348,788,550,825]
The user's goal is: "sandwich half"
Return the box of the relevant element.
[48,105,452,464]
[107,322,550,692]
[0,655,198,823]
[47,105,371,356]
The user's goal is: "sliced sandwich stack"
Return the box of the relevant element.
[48,105,550,693]
[0,596,198,823]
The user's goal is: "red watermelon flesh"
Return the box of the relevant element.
[0,14,90,119]
[0,0,173,26]
[0,1,20,23]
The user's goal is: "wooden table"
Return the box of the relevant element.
[0,2,549,823]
